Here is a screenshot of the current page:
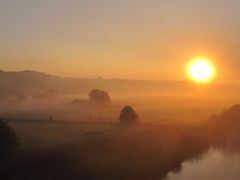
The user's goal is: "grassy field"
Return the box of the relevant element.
[5,121,211,180]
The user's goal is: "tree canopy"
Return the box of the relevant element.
[119,106,139,124]
[0,119,18,159]
[88,89,111,105]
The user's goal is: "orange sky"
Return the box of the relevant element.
[1,1,240,81]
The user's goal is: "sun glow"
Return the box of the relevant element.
[186,57,216,83]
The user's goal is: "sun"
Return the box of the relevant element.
[186,57,216,83]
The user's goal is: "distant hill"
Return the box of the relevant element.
[0,69,219,99]
[0,70,60,98]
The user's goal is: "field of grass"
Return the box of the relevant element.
[4,121,211,180]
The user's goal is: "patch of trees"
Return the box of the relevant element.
[71,89,111,106]
[209,104,240,146]
[210,104,240,129]
[0,119,18,160]
[88,89,111,105]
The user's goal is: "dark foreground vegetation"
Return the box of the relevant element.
[1,104,240,180]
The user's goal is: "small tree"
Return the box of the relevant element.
[0,119,18,159]
[88,89,111,105]
[119,106,139,124]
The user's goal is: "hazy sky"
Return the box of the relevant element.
[1,0,240,80]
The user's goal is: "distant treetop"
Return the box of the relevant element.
[119,105,139,124]
[88,89,111,105]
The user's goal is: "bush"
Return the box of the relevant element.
[0,119,18,159]
[119,106,139,124]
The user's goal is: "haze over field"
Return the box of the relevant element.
[0,69,240,124]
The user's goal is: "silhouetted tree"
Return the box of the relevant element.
[208,104,240,145]
[0,119,18,160]
[88,89,111,105]
[210,104,240,129]
[119,106,139,123]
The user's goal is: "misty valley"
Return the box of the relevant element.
[1,70,240,179]
[0,70,239,123]
[1,1,240,179]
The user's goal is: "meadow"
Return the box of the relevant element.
[4,120,211,180]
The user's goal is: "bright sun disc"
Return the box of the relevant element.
[186,57,216,83]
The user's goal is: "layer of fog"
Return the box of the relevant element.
[1,91,237,124]
[1,70,240,124]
